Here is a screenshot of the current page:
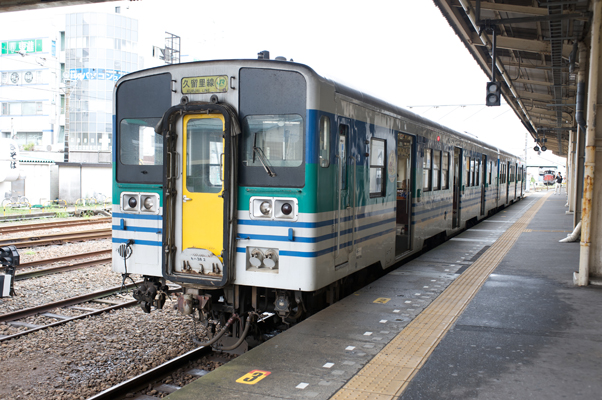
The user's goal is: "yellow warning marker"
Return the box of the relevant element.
[332,192,551,400]
[373,298,391,304]
[236,370,271,385]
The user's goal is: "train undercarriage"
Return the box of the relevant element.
[130,264,383,352]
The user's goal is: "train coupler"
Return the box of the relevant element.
[133,278,168,313]
[0,245,19,297]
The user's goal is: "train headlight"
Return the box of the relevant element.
[260,201,272,215]
[143,197,153,210]
[281,202,292,215]
[122,193,139,212]
[274,198,298,220]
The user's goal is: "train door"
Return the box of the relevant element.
[181,113,228,276]
[452,147,462,228]
[514,163,518,199]
[480,154,487,215]
[506,161,510,204]
[334,124,351,267]
[395,133,414,256]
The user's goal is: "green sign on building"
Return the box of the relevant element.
[1,39,43,55]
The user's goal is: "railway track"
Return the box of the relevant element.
[0,282,139,342]
[0,217,111,234]
[15,252,112,280]
[89,346,214,400]
[0,228,112,248]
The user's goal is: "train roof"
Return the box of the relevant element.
[118,58,522,161]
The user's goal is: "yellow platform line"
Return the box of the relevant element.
[331,193,551,400]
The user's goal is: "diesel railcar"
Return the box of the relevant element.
[112,56,524,348]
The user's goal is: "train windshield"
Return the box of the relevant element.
[119,118,163,166]
[239,114,305,187]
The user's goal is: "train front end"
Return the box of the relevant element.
[112,61,325,337]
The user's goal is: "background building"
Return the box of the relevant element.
[0,3,176,202]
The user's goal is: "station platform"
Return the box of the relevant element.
[166,191,602,400]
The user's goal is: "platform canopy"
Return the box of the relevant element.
[0,0,114,13]
[433,0,594,157]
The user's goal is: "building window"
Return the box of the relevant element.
[370,138,386,197]
[319,116,330,168]
[423,148,432,192]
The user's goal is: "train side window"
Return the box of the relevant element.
[369,138,386,197]
[423,148,432,192]
[433,150,441,190]
[442,151,449,189]
[470,158,475,187]
[488,161,492,184]
[475,159,480,186]
[465,156,471,187]
[319,116,330,168]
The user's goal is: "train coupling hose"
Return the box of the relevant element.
[192,313,241,347]
[212,312,257,352]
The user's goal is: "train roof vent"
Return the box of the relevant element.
[275,56,287,61]
[258,50,270,60]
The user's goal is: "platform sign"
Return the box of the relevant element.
[236,370,271,385]
[373,297,391,304]
[182,75,228,94]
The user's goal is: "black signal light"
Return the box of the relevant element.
[486,81,502,107]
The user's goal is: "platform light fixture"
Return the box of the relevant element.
[486,81,501,106]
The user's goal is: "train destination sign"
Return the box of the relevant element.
[182,75,228,94]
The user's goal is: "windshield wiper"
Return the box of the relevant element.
[253,132,276,177]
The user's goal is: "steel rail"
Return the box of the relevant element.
[0,282,139,323]
[0,217,111,234]
[16,249,111,269]
[0,300,138,343]
[0,227,112,245]
[15,256,112,280]
[0,229,112,248]
[88,345,211,400]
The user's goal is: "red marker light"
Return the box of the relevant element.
[437,135,440,141]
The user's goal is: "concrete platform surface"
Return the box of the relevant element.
[166,192,602,400]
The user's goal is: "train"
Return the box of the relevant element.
[111,53,525,349]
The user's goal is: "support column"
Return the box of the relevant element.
[577,0,602,285]
[567,129,574,213]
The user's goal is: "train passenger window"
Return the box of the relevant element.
[488,161,493,184]
[433,150,441,190]
[475,159,480,186]
[319,116,330,168]
[442,152,449,189]
[119,118,163,166]
[470,158,475,186]
[423,148,432,192]
[465,156,470,187]
[370,138,386,197]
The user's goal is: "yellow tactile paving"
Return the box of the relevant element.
[331,193,551,400]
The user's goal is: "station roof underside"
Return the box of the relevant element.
[3,1,595,159]
[433,0,594,158]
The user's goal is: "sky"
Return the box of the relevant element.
[0,0,567,168]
